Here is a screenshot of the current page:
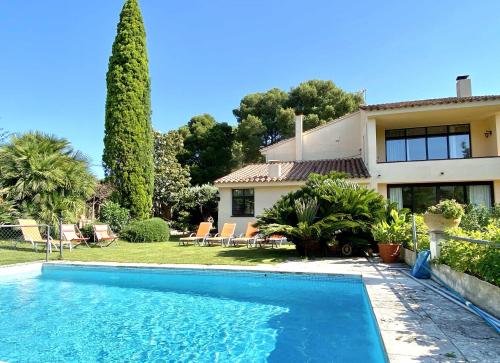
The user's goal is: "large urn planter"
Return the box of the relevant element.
[423,213,461,231]
[378,243,401,263]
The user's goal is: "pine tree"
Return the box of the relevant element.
[103,0,153,219]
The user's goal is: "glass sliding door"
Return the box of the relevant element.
[389,187,403,209]
[388,183,493,212]
[412,186,437,213]
[467,185,492,208]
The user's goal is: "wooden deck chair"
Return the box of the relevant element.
[179,222,212,246]
[205,223,236,247]
[93,224,118,247]
[232,222,260,247]
[62,224,90,250]
[18,219,57,252]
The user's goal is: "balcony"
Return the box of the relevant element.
[374,156,500,184]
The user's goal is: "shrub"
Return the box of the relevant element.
[460,204,500,232]
[79,223,105,242]
[99,201,130,233]
[257,172,386,256]
[439,225,500,286]
[371,210,409,244]
[121,218,170,243]
[427,199,464,219]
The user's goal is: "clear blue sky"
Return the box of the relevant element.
[1,0,499,178]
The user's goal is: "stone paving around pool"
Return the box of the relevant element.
[4,258,500,362]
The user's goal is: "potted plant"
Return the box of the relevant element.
[424,199,464,231]
[371,209,409,263]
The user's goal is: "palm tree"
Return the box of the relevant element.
[0,132,96,227]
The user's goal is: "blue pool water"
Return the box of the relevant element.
[0,265,387,362]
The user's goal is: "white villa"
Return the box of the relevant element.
[215,76,500,234]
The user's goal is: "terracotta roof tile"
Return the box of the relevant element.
[360,95,500,111]
[214,158,370,184]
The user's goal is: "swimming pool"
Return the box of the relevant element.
[0,264,387,362]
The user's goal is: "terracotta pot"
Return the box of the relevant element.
[378,243,401,263]
[423,213,461,231]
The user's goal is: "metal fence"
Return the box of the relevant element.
[0,223,58,262]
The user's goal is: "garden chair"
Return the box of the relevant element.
[232,222,261,247]
[266,234,288,248]
[205,223,236,247]
[17,218,58,252]
[62,224,90,250]
[179,222,212,246]
[93,224,118,247]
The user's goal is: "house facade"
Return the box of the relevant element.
[215,76,500,234]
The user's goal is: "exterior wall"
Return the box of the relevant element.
[302,113,362,160]
[217,185,301,235]
[373,157,500,184]
[263,140,295,161]
[470,117,498,157]
[262,112,362,162]
[495,180,500,203]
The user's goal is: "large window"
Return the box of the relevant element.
[232,189,255,216]
[388,183,492,212]
[385,124,471,162]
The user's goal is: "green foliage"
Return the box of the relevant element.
[372,210,429,250]
[288,80,364,129]
[233,88,293,147]
[0,198,18,224]
[439,225,500,286]
[427,199,464,219]
[233,80,363,163]
[235,115,267,163]
[178,114,236,185]
[0,132,95,228]
[99,201,130,233]
[153,131,191,218]
[173,184,218,231]
[103,0,153,220]
[257,173,386,256]
[371,209,410,244]
[121,217,170,242]
[459,204,500,232]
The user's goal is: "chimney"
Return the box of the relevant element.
[295,114,303,161]
[268,161,282,178]
[456,75,471,97]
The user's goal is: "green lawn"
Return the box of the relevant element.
[0,237,298,266]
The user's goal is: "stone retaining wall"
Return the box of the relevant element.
[431,263,500,318]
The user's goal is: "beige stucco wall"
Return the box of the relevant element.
[470,117,498,157]
[217,185,301,235]
[263,139,296,161]
[302,112,362,160]
[494,181,500,204]
[263,112,362,162]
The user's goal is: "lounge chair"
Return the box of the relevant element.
[267,234,288,248]
[205,223,236,247]
[179,222,212,246]
[18,218,58,252]
[232,222,261,247]
[93,224,118,247]
[62,224,90,250]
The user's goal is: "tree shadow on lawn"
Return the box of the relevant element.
[215,247,299,264]
[0,243,40,253]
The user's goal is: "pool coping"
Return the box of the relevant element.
[1,260,498,362]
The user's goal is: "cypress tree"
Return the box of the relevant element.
[103,0,153,219]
